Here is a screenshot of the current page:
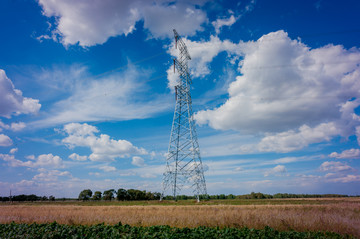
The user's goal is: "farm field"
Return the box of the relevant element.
[1,198,359,237]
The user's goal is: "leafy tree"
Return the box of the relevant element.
[92,191,102,200]
[117,188,128,201]
[153,192,161,200]
[227,194,235,199]
[49,195,55,201]
[78,189,92,201]
[103,189,116,201]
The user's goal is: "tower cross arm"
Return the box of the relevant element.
[173,29,191,60]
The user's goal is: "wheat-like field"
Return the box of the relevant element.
[1,199,359,237]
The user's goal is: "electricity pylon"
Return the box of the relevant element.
[161,29,207,202]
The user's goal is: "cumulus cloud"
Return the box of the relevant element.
[168,35,245,80]
[10,122,26,131]
[0,120,26,132]
[212,15,237,34]
[258,122,339,153]
[68,153,87,161]
[132,156,145,167]
[0,134,12,147]
[62,123,147,162]
[319,161,353,172]
[0,153,63,168]
[193,30,360,152]
[264,165,287,177]
[0,69,41,118]
[329,148,360,159]
[37,0,208,46]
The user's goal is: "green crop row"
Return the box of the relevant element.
[0,222,351,239]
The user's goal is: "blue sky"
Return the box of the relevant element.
[1,0,360,198]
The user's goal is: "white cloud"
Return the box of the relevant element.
[0,134,12,147]
[193,30,360,152]
[0,120,9,131]
[257,122,339,153]
[212,15,237,34]
[327,174,360,183]
[0,121,26,132]
[64,123,98,137]
[62,123,147,162]
[26,155,35,160]
[168,35,246,80]
[38,0,208,46]
[329,148,360,159]
[0,153,63,168]
[31,65,171,128]
[356,126,360,146]
[68,153,87,161]
[10,122,26,131]
[196,31,360,133]
[35,154,63,168]
[319,161,353,172]
[273,157,299,164]
[132,156,145,167]
[33,169,71,182]
[141,1,207,39]
[0,69,41,118]
[99,165,117,172]
[264,165,287,177]
[9,148,18,154]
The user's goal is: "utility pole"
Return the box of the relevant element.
[161,29,207,202]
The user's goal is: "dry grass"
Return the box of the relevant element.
[1,199,359,237]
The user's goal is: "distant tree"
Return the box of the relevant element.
[92,191,102,200]
[49,195,55,201]
[28,194,39,201]
[219,194,226,199]
[127,189,146,200]
[103,189,116,201]
[153,192,161,200]
[117,188,128,201]
[78,189,93,201]
[227,194,235,199]
[145,191,155,200]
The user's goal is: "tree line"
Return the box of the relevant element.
[0,191,351,202]
[78,189,162,201]
[79,189,351,201]
[0,194,55,202]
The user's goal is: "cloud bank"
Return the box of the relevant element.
[192,30,360,152]
[38,0,208,46]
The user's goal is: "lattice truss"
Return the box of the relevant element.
[161,29,207,202]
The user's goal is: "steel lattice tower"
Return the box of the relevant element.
[161,29,207,202]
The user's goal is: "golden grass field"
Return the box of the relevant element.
[1,198,359,237]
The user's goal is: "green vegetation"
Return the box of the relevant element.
[78,189,92,201]
[0,190,354,203]
[0,222,350,239]
[0,194,55,202]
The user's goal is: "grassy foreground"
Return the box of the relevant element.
[1,198,359,237]
[0,222,349,239]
